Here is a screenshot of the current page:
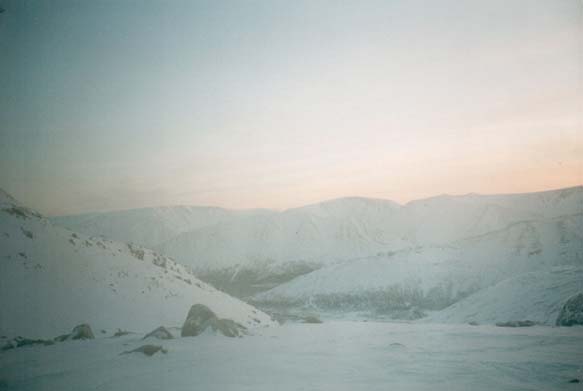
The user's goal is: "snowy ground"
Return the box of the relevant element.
[1,321,582,391]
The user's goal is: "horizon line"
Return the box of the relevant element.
[37,183,583,218]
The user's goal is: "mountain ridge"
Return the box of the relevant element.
[0,189,276,338]
[46,185,583,301]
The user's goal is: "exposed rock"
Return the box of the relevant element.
[143,326,174,340]
[2,337,54,351]
[127,244,145,260]
[302,315,323,324]
[2,206,29,219]
[121,344,167,357]
[55,324,95,341]
[568,378,580,383]
[468,321,479,326]
[181,304,247,337]
[495,320,537,328]
[181,304,217,337]
[206,318,247,337]
[556,293,583,326]
[389,307,426,321]
[70,323,95,340]
[20,227,33,239]
[112,329,132,338]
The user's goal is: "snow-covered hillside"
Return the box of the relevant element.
[430,267,583,325]
[156,186,583,273]
[49,186,583,300]
[51,206,273,249]
[0,190,275,339]
[253,214,583,323]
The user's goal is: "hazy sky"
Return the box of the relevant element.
[0,0,581,215]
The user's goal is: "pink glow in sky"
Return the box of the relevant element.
[0,0,581,215]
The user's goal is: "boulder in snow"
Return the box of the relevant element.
[55,324,95,341]
[206,318,247,337]
[556,293,583,326]
[112,329,132,338]
[302,315,323,324]
[495,320,537,328]
[181,304,247,337]
[121,344,167,357]
[181,304,217,337]
[2,336,54,351]
[143,326,174,340]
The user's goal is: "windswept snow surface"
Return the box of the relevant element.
[0,190,275,339]
[1,322,582,391]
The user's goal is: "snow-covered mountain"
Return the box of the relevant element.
[49,186,583,300]
[160,186,582,296]
[253,213,583,323]
[429,266,583,325]
[157,186,581,268]
[0,190,275,339]
[52,206,273,249]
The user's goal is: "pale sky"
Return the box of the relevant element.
[0,0,581,216]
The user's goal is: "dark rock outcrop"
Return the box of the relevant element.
[556,293,583,326]
[181,304,217,337]
[181,304,247,338]
[143,326,174,340]
[112,329,132,338]
[2,337,54,351]
[302,315,323,324]
[495,320,537,328]
[121,345,167,357]
[55,324,95,341]
[70,324,95,340]
[206,318,247,337]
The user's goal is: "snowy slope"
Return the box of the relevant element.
[51,206,273,248]
[0,190,275,339]
[430,267,583,325]
[254,214,583,319]
[48,186,583,298]
[157,186,583,271]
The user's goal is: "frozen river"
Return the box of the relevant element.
[1,321,582,390]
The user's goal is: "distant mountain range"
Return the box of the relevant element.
[50,187,583,306]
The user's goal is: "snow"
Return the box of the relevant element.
[53,186,583,273]
[44,186,583,324]
[2,186,583,389]
[254,214,583,323]
[0,192,276,339]
[51,206,273,249]
[430,267,583,325]
[1,322,582,391]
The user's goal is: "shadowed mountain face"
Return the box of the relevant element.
[49,186,583,304]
